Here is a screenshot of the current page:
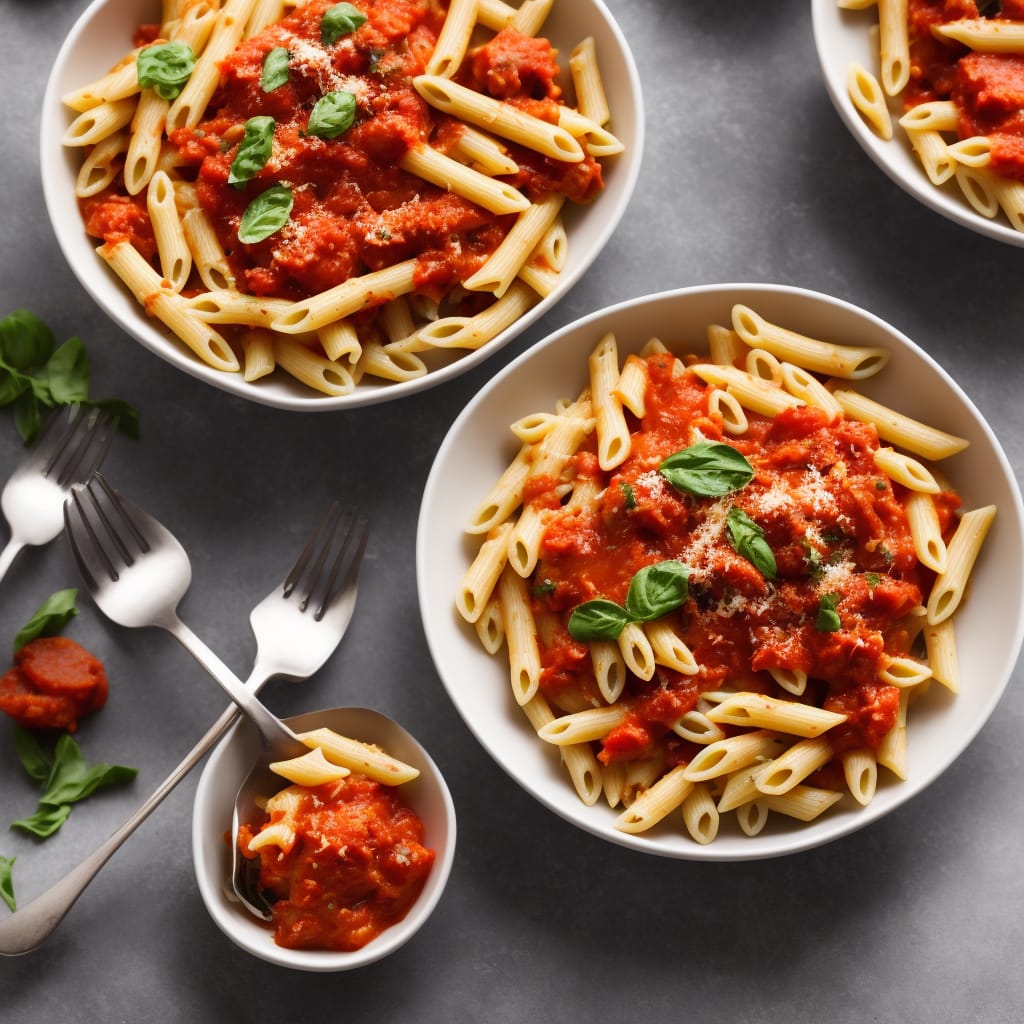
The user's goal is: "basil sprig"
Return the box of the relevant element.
[0,310,139,444]
[228,116,275,189]
[13,589,78,652]
[321,3,367,45]
[816,592,842,632]
[261,47,291,91]
[659,440,754,497]
[307,90,357,139]
[10,729,137,839]
[568,560,690,642]
[726,506,777,580]
[136,41,195,100]
[238,184,293,244]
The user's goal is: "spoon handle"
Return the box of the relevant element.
[0,536,25,584]
[165,617,302,752]
[0,700,243,956]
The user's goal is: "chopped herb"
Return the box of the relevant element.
[726,507,777,580]
[816,593,842,632]
[876,479,888,491]
[533,579,556,597]
[865,572,883,592]
[802,542,824,579]
[620,481,637,509]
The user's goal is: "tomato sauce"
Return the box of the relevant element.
[0,637,109,732]
[906,0,1024,180]
[529,354,960,766]
[83,0,604,303]
[237,774,434,952]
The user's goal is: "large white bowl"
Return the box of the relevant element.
[192,707,456,970]
[811,0,1024,247]
[41,0,644,410]
[417,283,1024,861]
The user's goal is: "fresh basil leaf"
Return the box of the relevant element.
[658,440,754,498]
[620,481,636,509]
[624,560,690,622]
[39,734,137,808]
[0,309,54,371]
[12,725,53,784]
[13,589,78,651]
[816,592,842,632]
[87,397,141,440]
[45,336,89,404]
[260,47,291,92]
[238,184,293,244]
[228,116,276,189]
[321,3,367,45]
[307,90,357,139]
[137,41,195,101]
[10,804,71,839]
[13,390,42,445]
[726,506,777,580]
[0,369,30,407]
[568,599,631,642]
[0,855,15,912]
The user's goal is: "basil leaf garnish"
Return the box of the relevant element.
[321,3,367,45]
[228,116,275,189]
[136,41,195,100]
[261,47,291,92]
[726,506,777,580]
[0,856,15,912]
[10,804,72,839]
[816,593,842,632]
[568,599,631,642]
[13,588,78,651]
[307,90,357,139]
[12,726,53,784]
[238,184,293,244]
[659,440,754,498]
[624,560,690,622]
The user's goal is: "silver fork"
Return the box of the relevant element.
[0,482,367,956]
[0,406,115,582]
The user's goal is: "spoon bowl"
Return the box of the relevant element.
[193,706,456,971]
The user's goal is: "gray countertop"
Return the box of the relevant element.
[2,1,1023,1021]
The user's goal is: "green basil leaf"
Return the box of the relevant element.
[13,390,42,445]
[0,309,54,371]
[10,804,71,839]
[39,734,137,808]
[13,589,78,651]
[136,41,195,101]
[620,481,636,509]
[816,592,842,632]
[567,599,631,642]
[624,560,690,622]
[307,90,357,139]
[12,725,53,784]
[260,47,291,92]
[321,3,367,45]
[238,184,293,244]
[659,440,754,498]
[0,368,30,408]
[45,336,90,404]
[0,855,15,912]
[228,116,276,189]
[86,397,141,440]
[726,506,777,580]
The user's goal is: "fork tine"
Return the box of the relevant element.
[49,410,116,487]
[283,502,369,620]
[64,473,151,585]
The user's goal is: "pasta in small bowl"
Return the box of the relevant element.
[813,0,1024,246]
[41,0,643,409]
[192,706,456,970]
[417,283,1024,860]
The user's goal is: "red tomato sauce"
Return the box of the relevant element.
[529,353,960,766]
[83,0,604,303]
[0,637,109,732]
[237,774,435,952]
[906,0,1024,180]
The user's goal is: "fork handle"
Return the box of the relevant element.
[166,618,302,752]
[0,537,25,584]
[0,701,242,955]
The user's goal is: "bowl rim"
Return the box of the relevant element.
[810,0,1024,248]
[191,706,457,971]
[417,280,1024,861]
[39,0,647,410]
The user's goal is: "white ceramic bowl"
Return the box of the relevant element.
[417,283,1024,861]
[811,0,1024,247]
[41,0,644,410]
[192,707,456,970]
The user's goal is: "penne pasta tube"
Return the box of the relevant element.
[926,504,997,623]
[297,728,420,784]
[707,692,847,737]
[614,765,693,834]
